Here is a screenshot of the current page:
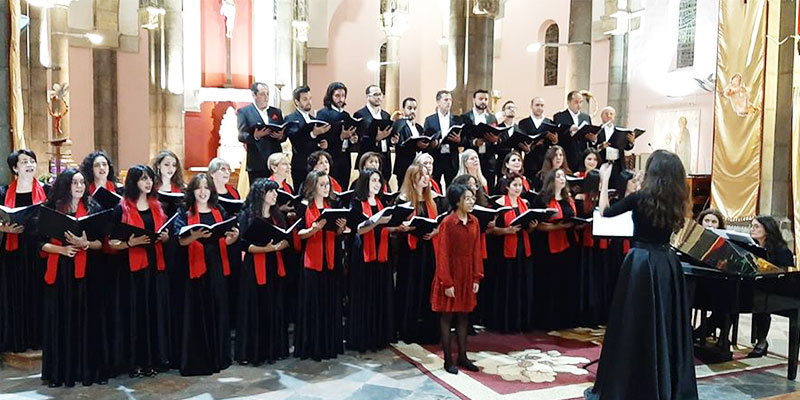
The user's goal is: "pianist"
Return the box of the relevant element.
[749,215,796,358]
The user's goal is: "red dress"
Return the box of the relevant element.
[430,213,483,312]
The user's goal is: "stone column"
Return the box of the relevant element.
[565,0,592,95]
[380,0,409,115]
[20,4,50,172]
[93,49,118,162]
[143,0,184,161]
[50,3,70,142]
[0,0,11,182]
[606,33,629,125]
[449,0,467,114]
[292,0,309,87]
[464,0,498,109]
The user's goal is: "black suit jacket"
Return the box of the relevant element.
[353,106,392,177]
[461,110,498,155]
[285,110,320,168]
[423,112,460,169]
[315,106,355,185]
[392,119,426,176]
[518,116,557,179]
[237,104,285,173]
[552,109,591,172]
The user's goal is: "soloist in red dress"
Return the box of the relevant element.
[430,213,483,313]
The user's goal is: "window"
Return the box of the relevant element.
[379,42,387,93]
[544,24,559,86]
[677,0,696,69]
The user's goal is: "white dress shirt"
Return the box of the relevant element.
[473,108,488,154]
[368,104,388,152]
[438,110,451,154]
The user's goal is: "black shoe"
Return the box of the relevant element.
[129,368,143,378]
[47,382,62,388]
[143,368,157,377]
[444,362,459,375]
[457,358,479,372]
[748,342,769,358]
[64,382,75,388]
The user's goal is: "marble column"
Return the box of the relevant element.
[50,3,70,142]
[606,33,629,126]
[464,0,497,109]
[448,0,467,114]
[565,0,592,94]
[20,4,50,173]
[380,0,409,115]
[293,0,309,87]
[0,0,11,183]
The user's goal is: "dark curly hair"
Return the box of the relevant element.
[7,149,37,176]
[754,215,788,253]
[306,150,333,175]
[244,178,280,219]
[353,168,383,202]
[539,168,573,205]
[80,151,118,186]
[637,150,689,232]
[123,164,157,200]
[45,168,95,213]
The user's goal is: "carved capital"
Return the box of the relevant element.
[380,0,409,37]
[471,0,499,17]
[292,20,309,42]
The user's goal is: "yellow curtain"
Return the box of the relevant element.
[8,0,25,149]
[792,88,800,255]
[710,0,766,219]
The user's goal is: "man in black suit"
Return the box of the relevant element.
[285,85,332,188]
[552,90,592,171]
[462,89,499,188]
[237,82,286,182]
[392,97,431,185]
[423,90,460,187]
[517,97,558,180]
[495,100,518,167]
[354,85,394,180]
[316,82,359,188]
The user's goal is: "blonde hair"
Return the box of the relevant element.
[399,164,434,211]
[457,149,487,189]
[267,152,291,173]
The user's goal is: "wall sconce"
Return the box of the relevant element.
[52,31,104,45]
[366,60,399,71]
[526,41,590,53]
[140,6,166,30]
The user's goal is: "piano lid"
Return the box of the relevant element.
[671,219,789,277]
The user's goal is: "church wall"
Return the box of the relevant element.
[117,29,151,170]
[68,46,94,164]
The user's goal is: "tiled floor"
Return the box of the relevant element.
[0,315,798,399]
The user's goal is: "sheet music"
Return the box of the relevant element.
[592,209,634,237]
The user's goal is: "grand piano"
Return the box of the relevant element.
[672,220,800,379]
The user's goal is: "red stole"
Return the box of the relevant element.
[503,195,531,258]
[121,198,167,272]
[224,184,240,200]
[623,239,630,254]
[522,179,531,192]
[253,216,286,285]
[480,233,488,260]
[187,207,231,279]
[44,201,88,285]
[4,179,46,251]
[430,180,442,195]
[580,198,595,248]
[330,177,342,193]
[408,200,438,251]
[89,180,117,196]
[171,184,182,193]
[546,198,576,254]
[361,199,389,262]
[304,200,336,271]
[269,176,294,195]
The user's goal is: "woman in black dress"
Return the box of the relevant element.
[532,168,579,329]
[108,165,172,378]
[486,173,538,332]
[533,145,571,192]
[748,215,796,358]
[585,150,698,400]
[174,174,239,376]
[294,170,347,360]
[0,149,47,353]
[235,179,291,365]
[394,164,440,345]
[39,168,104,387]
[346,168,396,352]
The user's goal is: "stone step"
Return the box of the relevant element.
[1,350,42,371]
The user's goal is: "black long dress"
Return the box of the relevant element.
[235,210,289,365]
[531,196,581,330]
[174,209,232,376]
[586,192,698,400]
[346,200,395,352]
[111,205,171,374]
[219,191,243,328]
[485,204,536,333]
[294,203,344,361]
[575,198,601,327]
[0,189,43,352]
[40,209,98,386]
[394,200,439,345]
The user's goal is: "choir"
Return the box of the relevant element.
[0,86,700,390]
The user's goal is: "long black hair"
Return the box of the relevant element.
[540,168,572,205]
[45,168,94,213]
[7,149,37,176]
[353,168,383,202]
[184,173,218,212]
[323,81,347,109]
[245,178,280,219]
[637,150,689,232]
[80,150,118,185]
[754,215,788,253]
[123,164,157,200]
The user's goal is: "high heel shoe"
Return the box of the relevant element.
[443,361,459,375]
[747,341,769,358]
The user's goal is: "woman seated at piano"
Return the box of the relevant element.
[749,215,796,358]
